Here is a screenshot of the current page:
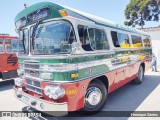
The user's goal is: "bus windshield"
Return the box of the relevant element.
[31,20,75,54]
[5,39,24,53]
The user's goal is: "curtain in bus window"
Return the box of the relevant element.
[131,35,142,47]
[0,39,4,52]
[88,28,96,50]
[78,25,84,45]
[77,25,93,51]
[111,31,120,47]
[84,28,90,44]
[117,33,130,48]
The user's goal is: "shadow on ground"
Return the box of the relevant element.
[0,80,14,92]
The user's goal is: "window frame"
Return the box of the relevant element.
[77,24,110,51]
[131,35,143,48]
[111,31,131,48]
[30,19,77,55]
[142,36,151,48]
[0,38,4,53]
[5,38,24,53]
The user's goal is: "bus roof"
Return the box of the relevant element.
[15,2,148,36]
[0,34,19,39]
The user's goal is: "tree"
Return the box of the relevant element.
[124,0,160,28]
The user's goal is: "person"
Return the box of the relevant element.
[152,54,157,72]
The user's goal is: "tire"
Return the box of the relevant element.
[82,80,107,113]
[133,65,144,84]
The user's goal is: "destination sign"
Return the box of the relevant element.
[27,7,51,23]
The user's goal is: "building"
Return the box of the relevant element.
[140,27,160,65]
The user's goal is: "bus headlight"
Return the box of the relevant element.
[14,78,22,87]
[44,85,65,100]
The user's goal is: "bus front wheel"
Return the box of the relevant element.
[82,80,107,113]
[133,65,144,84]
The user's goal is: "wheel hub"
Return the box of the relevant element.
[85,87,102,108]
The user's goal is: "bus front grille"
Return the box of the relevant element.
[25,79,42,95]
[24,61,42,95]
[24,61,40,69]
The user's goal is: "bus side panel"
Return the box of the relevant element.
[107,67,126,93]
[0,53,18,80]
[108,62,140,93]
[0,54,8,72]
[144,58,152,72]
[5,53,18,71]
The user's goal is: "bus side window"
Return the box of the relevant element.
[78,25,109,51]
[131,35,143,48]
[143,36,151,47]
[0,39,4,52]
[95,29,109,50]
[5,39,12,52]
[77,25,93,51]
[117,33,130,48]
[111,31,120,47]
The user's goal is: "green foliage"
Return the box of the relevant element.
[124,0,160,28]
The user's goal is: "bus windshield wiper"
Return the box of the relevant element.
[31,20,42,50]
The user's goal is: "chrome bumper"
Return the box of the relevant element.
[14,87,68,116]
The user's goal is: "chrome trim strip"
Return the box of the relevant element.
[24,68,40,71]
[42,60,151,83]
[26,86,42,95]
[25,83,42,90]
[18,48,151,59]
[25,76,43,82]
[24,63,40,66]
[21,57,152,84]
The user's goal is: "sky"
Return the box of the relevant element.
[0,0,159,36]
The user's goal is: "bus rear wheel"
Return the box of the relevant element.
[82,80,107,113]
[133,65,144,84]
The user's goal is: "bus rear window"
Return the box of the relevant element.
[131,35,143,48]
[0,39,4,52]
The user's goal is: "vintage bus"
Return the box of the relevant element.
[14,2,152,116]
[0,34,23,81]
